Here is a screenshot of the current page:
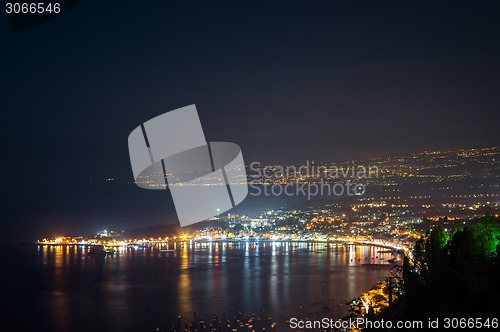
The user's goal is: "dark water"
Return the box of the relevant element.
[1,242,393,332]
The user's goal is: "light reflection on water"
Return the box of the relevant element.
[6,242,394,331]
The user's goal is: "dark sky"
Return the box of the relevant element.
[1,1,499,241]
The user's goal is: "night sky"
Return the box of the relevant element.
[1,1,499,241]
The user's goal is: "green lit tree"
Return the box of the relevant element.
[375,214,500,323]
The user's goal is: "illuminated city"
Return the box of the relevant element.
[3,1,500,331]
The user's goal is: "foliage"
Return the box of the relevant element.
[378,214,500,322]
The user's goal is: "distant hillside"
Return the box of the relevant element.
[122,219,229,238]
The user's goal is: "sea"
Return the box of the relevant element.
[1,242,395,332]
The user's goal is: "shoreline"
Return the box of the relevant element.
[29,239,404,251]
